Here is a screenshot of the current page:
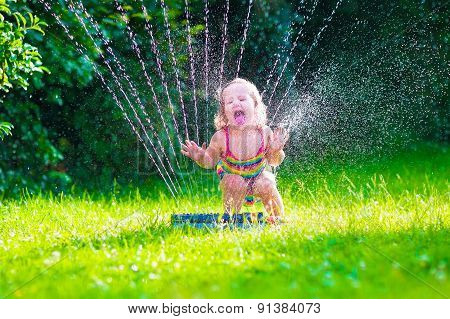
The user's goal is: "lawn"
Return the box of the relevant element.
[0,143,448,298]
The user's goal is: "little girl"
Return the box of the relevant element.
[181,78,288,223]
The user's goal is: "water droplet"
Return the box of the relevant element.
[130,264,139,272]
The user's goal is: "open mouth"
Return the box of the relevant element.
[234,110,246,125]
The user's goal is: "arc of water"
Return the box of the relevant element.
[39,0,178,197]
[183,0,212,194]
[288,2,448,137]
[115,0,194,195]
[268,0,320,106]
[261,54,280,98]
[202,0,213,195]
[203,0,211,142]
[184,0,200,144]
[218,0,230,88]
[159,0,200,194]
[68,0,182,193]
[235,0,254,78]
[270,0,343,125]
[261,3,306,98]
[138,1,197,193]
[137,1,182,147]
[313,0,449,101]
[160,0,190,141]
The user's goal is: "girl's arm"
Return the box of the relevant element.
[265,126,288,167]
[181,131,224,169]
[195,131,223,169]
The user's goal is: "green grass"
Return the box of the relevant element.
[0,143,448,298]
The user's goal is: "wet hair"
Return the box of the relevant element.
[214,78,267,130]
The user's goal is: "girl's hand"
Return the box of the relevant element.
[181,140,207,162]
[270,127,289,152]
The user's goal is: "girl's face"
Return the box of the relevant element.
[222,83,256,128]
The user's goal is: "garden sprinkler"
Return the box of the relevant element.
[171,213,219,229]
[171,212,265,229]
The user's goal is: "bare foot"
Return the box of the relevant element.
[266,215,283,225]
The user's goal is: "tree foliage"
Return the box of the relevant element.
[0,121,12,139]
[0,0,49,94]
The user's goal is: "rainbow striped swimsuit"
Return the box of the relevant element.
[216,126,267,206]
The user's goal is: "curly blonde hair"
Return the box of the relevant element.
[214,78,267,130]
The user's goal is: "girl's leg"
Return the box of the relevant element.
[253,171,284,217]
[219,174,247,214]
